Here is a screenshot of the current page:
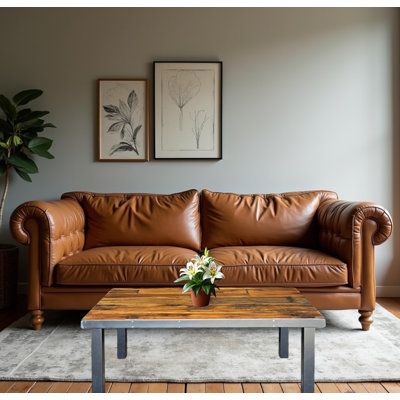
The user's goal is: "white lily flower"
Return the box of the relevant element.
[201,255,213,265]
[179,261,200,280]
[203,261,224,284]
[192,255,205,266]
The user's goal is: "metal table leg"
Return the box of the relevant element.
[279,327,289,358]
[91,328,105,393]
[117,328,127,359]
[301,327,315,393]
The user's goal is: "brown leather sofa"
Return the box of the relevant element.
[10,189,393,331]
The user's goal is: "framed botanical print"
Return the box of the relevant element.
[98,79,149,161]
[153,61,222,159]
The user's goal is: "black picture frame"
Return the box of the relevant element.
[153,61,223,160]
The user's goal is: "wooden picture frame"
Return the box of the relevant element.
[153,61,222,160]
[98,79,149,162]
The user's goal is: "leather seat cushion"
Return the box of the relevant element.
[55,246,197,285]
[209,246,348,287]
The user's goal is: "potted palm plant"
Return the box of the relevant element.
[174,249,224,307]
[0,89,55,308]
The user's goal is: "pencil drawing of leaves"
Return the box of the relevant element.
[128,90,138,110]
[103,89,141,157]
[109,141,139,156]
[119,100,130,122]
[105,113,120,121]
[191,109,208,149]
[120,124,128,140]
[168,71,201,130]
[103,105,119,114]
[108,121,124,132]
[132,125,142,142]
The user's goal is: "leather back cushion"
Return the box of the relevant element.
[62,190,201,251]
[201,190,338,248]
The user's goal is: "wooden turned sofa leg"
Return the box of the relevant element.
[358,310,373,331]
[31,310,44,330]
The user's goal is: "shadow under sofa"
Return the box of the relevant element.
[9,189,393,331]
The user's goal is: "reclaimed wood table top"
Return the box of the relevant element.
[81,287,325,329]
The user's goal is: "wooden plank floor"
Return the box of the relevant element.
[0,297,399,393]
[1,381,400,393]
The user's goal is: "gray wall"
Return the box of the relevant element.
[0,8,398,292]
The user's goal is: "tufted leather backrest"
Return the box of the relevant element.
[62,190,201,251]
[201,190,338,248]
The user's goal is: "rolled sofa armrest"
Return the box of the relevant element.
[317,199,393,288]
[10,199,85,286]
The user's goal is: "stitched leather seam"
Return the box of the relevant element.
[56,281,348,286]
[219,264,346,268]
[58,263,188,267]
[57,263,346,268]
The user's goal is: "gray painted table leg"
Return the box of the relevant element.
[279,327,289,358]
[117,328,127,359]
[91,329,105,393]
[301,327,315,393]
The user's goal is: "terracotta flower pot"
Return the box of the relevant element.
[191,289,211,307]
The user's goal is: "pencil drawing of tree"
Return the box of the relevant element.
[191,109,208,149]
[168,70,201,130]
[103,89,142,156]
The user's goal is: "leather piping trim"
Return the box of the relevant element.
[215,263,346,268]
[57,262,344,267]
[58,263,187,267]
[54,281,347,287]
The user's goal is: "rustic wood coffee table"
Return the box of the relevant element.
[81,287,325,393]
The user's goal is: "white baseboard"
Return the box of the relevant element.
[376,286,400,297]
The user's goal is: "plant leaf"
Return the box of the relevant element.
[13,89,43,106]
[16,110,49,123]
[193,286,201,296]
[103,105,119,114]
[20,118,44,129]
[107,121,124,133]
[28,137,53,153]
[8,153,38,173]
[34,150,54,159]
[127,90,138,110]
[182,282,195,293]
[174,275,190,283]
[0,119,12,133]
[16,108,31,119]
[0,95,16,120]
[20,131,38,139]
[14,167,32,182]
[39,123,56,129]
[13,135,22,146]
[202,284,213,295]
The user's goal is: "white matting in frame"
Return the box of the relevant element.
[154,62,222,159]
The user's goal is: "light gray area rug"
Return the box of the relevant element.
[0,304,399,382]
